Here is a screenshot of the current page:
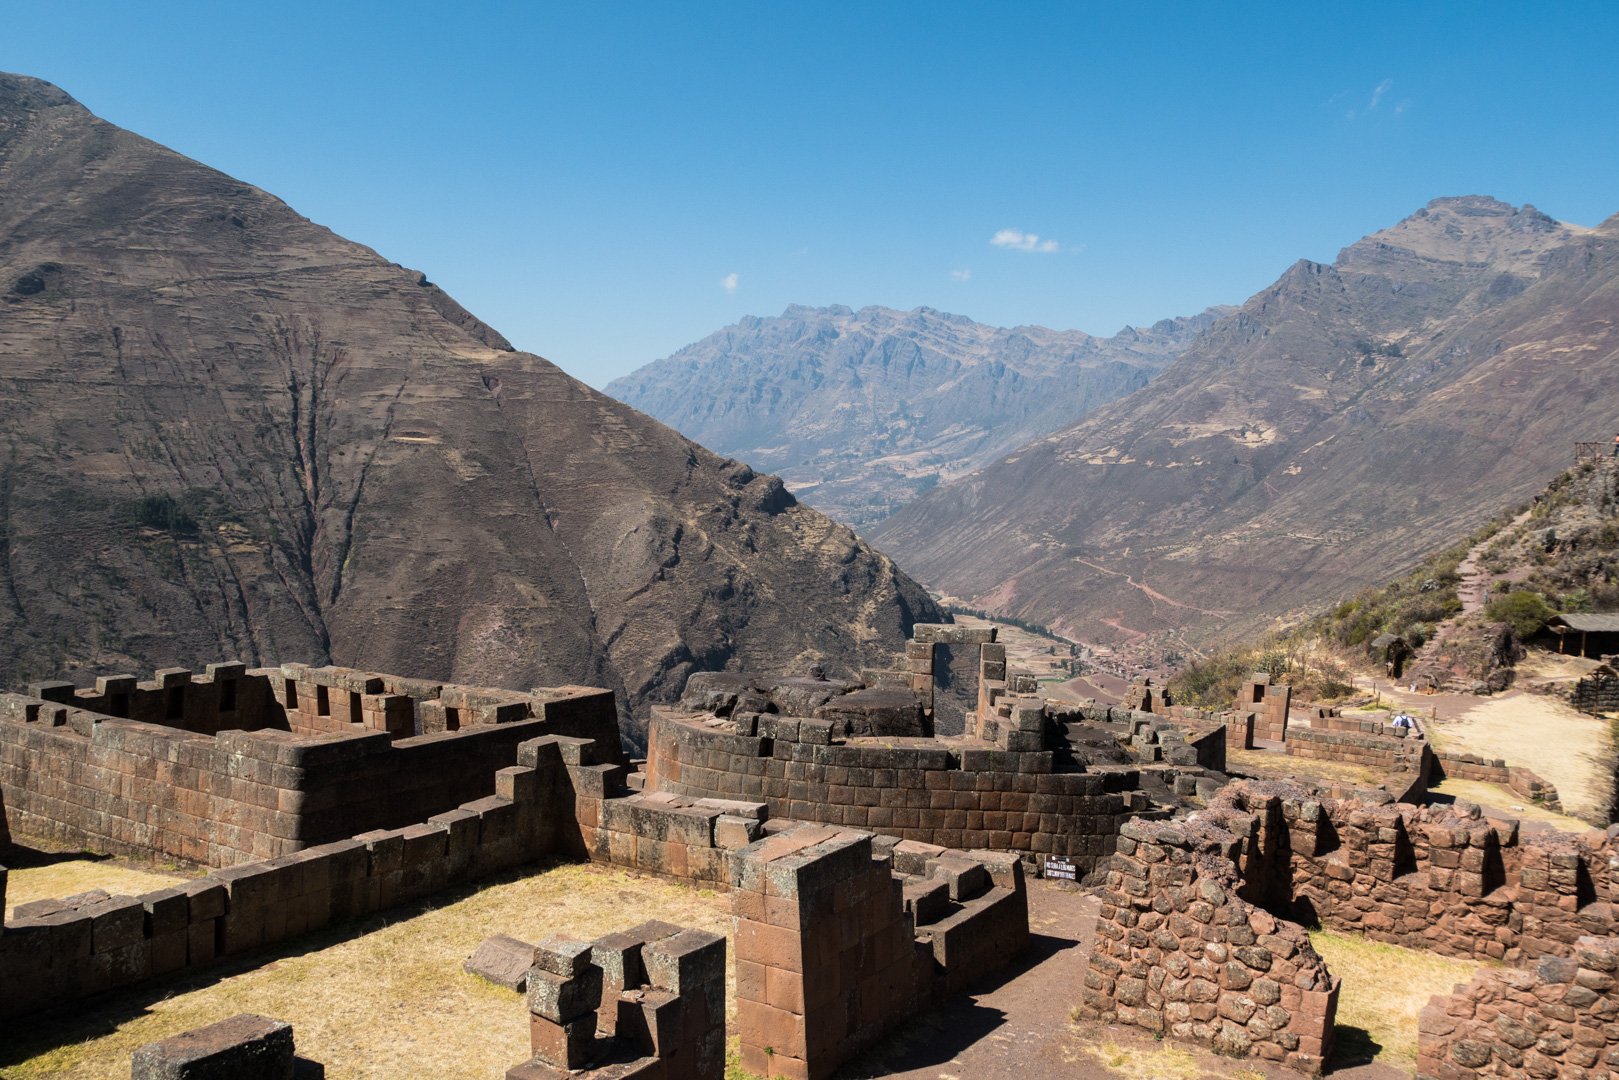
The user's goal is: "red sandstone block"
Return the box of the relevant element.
[529,1014,595,1070]
[737,958,768,1003]
[765,967,804,1013]
[736,919,803,973]
[737,998,807,1060]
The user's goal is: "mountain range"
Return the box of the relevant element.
[0,71,941,741]
[869,196,1619,656]
[607,303,1230,527]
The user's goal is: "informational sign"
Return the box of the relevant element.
[1043,855,1077,881]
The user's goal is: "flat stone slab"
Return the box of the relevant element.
[131,1013,298,1080]
[816,685,928,737]
[464,933,537,991]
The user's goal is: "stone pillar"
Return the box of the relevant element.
[525,936,604,1070]
[731,826,909,1080]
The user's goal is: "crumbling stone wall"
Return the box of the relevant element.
[1078,813,1340,1076]
[1417,936,1619,1080]
[1283,725,1432,802]
[645,710,1148,873]
[1196,782,1617,964]
[1,665,619,866]
[1571,666,1619,714]
[1282,796,1616,962]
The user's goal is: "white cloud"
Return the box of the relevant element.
[721,272,738,294]
[990,228,1060,253]
[1346,79,1397,120]
[951,268,971,281]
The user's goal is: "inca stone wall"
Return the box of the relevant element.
[3,678,1032,1080]
[730,826,1029,1079]
[1431,751,1564,813]
[1078,809,1341,1076]
[1572,666,1619,714]
[1,664,622,866]
[1417,937,1619,1080]
[644,709,1150,873]
[1278,794,1615,963]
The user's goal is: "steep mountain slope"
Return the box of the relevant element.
[0,72,942,738]
[871,196,1619,655]
[606,303,1230,527]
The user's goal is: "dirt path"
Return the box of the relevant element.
[1455,509,1534,616]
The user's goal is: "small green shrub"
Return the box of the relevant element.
[1483,590,1554,639]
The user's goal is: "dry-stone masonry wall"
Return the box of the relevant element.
[1078,804,1341,1076]
[4,679,1033,1080]
[1431,751,1565,813]
[1417,936,1619,1080]
[506,922,727,1079]
[730,824,1029,1080]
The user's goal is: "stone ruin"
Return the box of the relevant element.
[653,625,1237,878]
[1,626,1611,1079]
[0,656,1032,1080]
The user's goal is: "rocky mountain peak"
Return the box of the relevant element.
[1335,195,1589,278]
[869,194,1619,668]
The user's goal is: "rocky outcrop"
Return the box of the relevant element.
[607,303,1230,527]
[0,72,942,744]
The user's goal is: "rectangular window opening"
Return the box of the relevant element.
[285,679,299,710]
[444,706,461,731]
[316,684,330,716]
[349,691,363,725]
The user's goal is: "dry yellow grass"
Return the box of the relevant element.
[1428,777,1593,831]
[1083,1038,1204,1080]
[6,852,191,916]
[1308,929,1482,1066]
[1430,691,1610,819]
[2,859,733,1080]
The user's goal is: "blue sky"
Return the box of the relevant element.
[6,2,1617,388]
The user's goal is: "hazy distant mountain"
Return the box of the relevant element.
[870,197,1618,651]
[0,72,943,740]
[606,304,1231,527]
